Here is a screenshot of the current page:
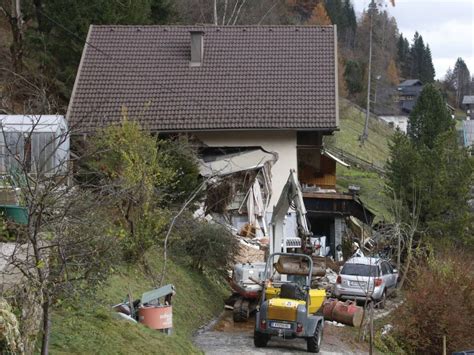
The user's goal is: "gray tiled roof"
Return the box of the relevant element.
[67,25,338,133]
[462,96,474,105]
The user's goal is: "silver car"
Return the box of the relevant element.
[333,257,398,308]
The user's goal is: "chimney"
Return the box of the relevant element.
[190,30,204,66]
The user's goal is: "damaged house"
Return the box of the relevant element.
[67,25,373,257]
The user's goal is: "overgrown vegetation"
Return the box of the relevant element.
[0,117,227,354]
[393,251,474,353]
[171,218,239,275]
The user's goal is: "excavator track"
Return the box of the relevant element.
[233,298,250,322]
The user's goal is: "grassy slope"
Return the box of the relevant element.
[327,99,394,168]
[50,254,228,355]
[327,99,395,221]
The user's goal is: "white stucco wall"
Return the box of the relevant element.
[194,130,297,211]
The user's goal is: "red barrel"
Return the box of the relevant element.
[322,298,338,320]
[332,300,364,327]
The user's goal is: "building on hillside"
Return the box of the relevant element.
[397,79,424,114]
[67,25,374,257]
[462,95,474,120]
[376,79,423,134]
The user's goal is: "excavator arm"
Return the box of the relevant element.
[270,169,313,255]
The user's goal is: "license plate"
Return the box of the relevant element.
[271,322,291,329]
[350,281,366,287]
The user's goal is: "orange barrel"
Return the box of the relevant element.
[332,300,364,327]
[322,298,338,320]
[138,305,173,330]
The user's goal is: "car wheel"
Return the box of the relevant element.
[378,290,387,309]
[307,322,323,353]
[254,330,270,348]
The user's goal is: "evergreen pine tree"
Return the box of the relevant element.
[387,86,473,245]
[397,34,411,78]
[408,84,454,148]
[420,45,435,83]
[453,57,472,106]
[410,32,425,79]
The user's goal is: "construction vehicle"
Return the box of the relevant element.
[254,252,326,352]
[229,170,326,323]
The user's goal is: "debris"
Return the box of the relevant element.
[325,320,345,327]
[112,312,137,323]
[325,268,338,284]
[381,324,393,336]
[112,284,175,334]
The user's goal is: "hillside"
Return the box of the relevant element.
[326,99,395,221]
[50,253,228,354]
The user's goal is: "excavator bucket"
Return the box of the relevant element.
[274,255,326,277]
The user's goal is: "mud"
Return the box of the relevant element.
[194,310,370,354]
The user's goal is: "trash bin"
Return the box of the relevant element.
[138,305,173,334]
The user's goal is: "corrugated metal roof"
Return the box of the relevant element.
[463,120,474,147]
[462,96,474,105]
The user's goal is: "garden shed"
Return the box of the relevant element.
[0,115,69,176]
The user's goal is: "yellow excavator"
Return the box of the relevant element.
[253,170,327,352]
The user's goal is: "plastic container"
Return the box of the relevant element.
[138,305,173,332]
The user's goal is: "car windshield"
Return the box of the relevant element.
[341,263,378,277]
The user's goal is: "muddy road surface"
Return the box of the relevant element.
[194,310,369,354]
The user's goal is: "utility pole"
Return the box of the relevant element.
[361,0,375,144]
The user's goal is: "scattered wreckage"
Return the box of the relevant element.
[113,284,175,334]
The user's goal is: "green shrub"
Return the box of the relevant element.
[173,220,238,275]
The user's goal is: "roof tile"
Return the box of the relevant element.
[68,25,337,132]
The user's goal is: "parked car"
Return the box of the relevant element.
[333,257,398,308]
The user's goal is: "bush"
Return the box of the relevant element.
[393,252,474,353]
[172,220,238,275]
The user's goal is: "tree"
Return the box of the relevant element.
[0,0,24,72]
[386,86,473,245]
[452,57,471,107]
[25,0,174,101]
[0,114,119,355]
[408,32,435,83]
[420,44,435,83]
[307,1,331,26]
[83,118,175,261]
[344,59,363,94]
[386,58,399,85]
[408,84,453,148]
[324,0,356,49]
[397,34,411,78]
[173,0,292,27]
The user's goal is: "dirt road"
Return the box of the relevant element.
[194,311,369,354]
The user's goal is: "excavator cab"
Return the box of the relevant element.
[254,252,326,353]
